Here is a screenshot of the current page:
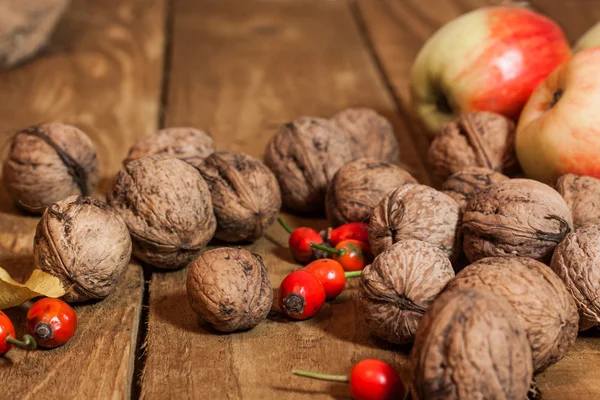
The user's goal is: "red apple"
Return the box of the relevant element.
[411,6,571,135]
[575,22,600,52]
[516,47,600,183]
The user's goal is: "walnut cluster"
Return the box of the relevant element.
[325,158,416,227]
[441,167,508,214]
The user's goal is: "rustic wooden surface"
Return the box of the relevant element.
[0,0,599,399]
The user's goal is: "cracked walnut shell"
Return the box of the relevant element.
[331,107,400,164]
[446,257,578,372]
[551,225,600,331]
[124,127,215,169]
[325,158,417,227]
[263,117,354,214]
[199,151,281,242]
[369,184,460,259]
[428,112,517,180]
[358,240,454,344]
[186,247,273,332]
[462,179,572,262]
[2,123,99,214]
[108,155,216,270]
[441,167,508,214]
[34,196,132,302]
[411,288,533,400]
[555,173,600,228]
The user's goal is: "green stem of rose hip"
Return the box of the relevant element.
[345,271,362,278]
[310,243,344,256]
[6,334,37,350]
[277,217,294,234]
[293,369,350,383]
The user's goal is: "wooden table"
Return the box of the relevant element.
[0,1,599,399]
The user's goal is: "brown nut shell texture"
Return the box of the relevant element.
[358,240,454,344]
[428,112,516,180]
[124,127,215,169]
[199,151,281,242]
[108,155,216,270]
[556,173,600,228]
[186,247,273,332]
[551,225,600,331]
[263,117,354,214]
[369,184,460,259]
[446,257,578,372]
[462,179,572,263]
[441,167,508,214]
[325,158,417,227]
[411,288,533,400]
[33,196,132,302]
[331,107,400,164]
[2,123,99,214]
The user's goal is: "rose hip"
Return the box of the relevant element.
[293,358,405,400]
[322,222,369,246]
[278,217,324,263]
[26,298,77,349]
[0,310,36,356]
[310,239,372,271]
[303,259,361,301]
[279,270,326,320]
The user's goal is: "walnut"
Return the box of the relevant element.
[462,179,572,262]
[330,107,400,164]
[555,173,600,228]
[0,0,69,70]
[33,196,132,302]
[358,240,454,344]
[198,151,281,242]
[411,288,533,400]
[107,155,216,269]
[428,112,517,180]
[551,225,600,331]
[2,123,99,214]
[325,158,417,227]
[263,117,354,214]
[186,247,273,332]
[124,127,215,169]
[441,167,509,214]
[369,184,460,259]
[446,257,578,372]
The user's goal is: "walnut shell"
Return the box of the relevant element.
[33,196,132,302]
[441,167,509,214]
[107,155,216,269]
[411,288,533,400]
[446,257,578,372]
[124,127,215,169]
[2,123,99,214]
[462,179,572,262]
[369,184,460,259]
[325,158,417,227]
[428,112,517,181]
[556,173,600,228]
[186,247,273,332]
[551,225,600,331]
[263,117,354,214]
[358,240,454,344]
[198,151,281,242]
[331,107,400,164]
[0,0,69,70]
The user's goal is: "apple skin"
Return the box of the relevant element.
[411,6,571,136]
[516,48,600,184]
[575,22,600,52]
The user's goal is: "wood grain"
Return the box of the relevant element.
[532,0,600,44]
[141,1,421,398]
[0,0,165,397]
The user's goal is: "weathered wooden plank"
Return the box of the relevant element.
[532,0,600,44]
[141,0,424,398]
[0,0,165,397]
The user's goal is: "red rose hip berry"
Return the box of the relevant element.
[0,310,36,356]
[26,298,77,348]
[303,259,361,301]
[278,218,324,264]
[279,270,326,320]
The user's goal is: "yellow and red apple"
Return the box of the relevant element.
[411,6,571,135]
[575,22,600,52]
[516,47,600,183]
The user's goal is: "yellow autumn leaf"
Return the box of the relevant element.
[0,267,66,309]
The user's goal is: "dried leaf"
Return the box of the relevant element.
[0,267,65,309]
